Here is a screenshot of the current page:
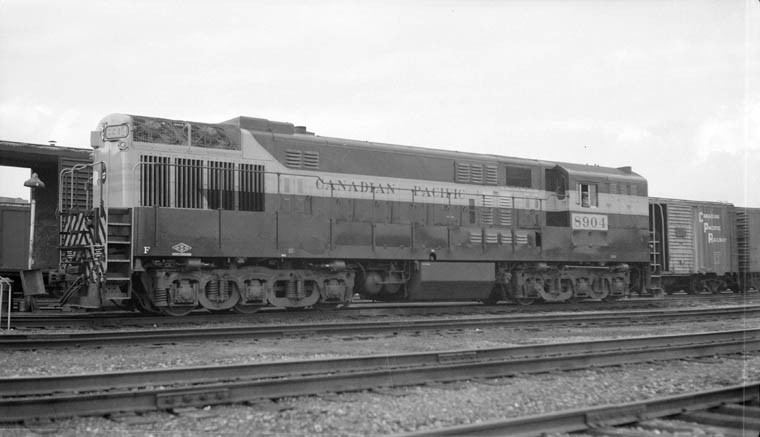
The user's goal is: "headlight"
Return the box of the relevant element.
[103,124,129,140]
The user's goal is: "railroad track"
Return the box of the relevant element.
[404,383,760,436]
[1,329,758,424]
[2,305,760,348]
[9,292,760,329]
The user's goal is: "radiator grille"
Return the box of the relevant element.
[175,158,203,209]
[239,163,265,212]
[207,161,235,210]
[140,155,170,207]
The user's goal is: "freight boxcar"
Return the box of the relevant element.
[648,197,739,293]
[736,207,760,291]
[0,202,30,273]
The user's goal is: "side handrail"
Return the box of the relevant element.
[129,160,545,210]
[0,277,12,330]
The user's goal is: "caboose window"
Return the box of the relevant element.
[578,183,598,208]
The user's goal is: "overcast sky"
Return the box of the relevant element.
[1,0,758,206]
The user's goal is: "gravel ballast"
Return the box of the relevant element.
[1,355,758,436]
[2,316,758,377]
[1,309,758,435]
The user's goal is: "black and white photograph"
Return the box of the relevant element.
[1,0,759,435]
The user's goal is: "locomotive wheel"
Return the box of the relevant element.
[565,294,582,304]
[160,305,195,316]
[514,297,536,305]
[198,276,241,311]
[506,284,537,305]
[505,287,536,305]
[132,295,160,314]
[588,279,610,301]
[135,301,160,315]
[233,302,261,314]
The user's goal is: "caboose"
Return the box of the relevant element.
[58,114,653,315]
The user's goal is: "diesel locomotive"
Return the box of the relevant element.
[56,113,655,315]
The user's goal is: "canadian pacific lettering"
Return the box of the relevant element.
[698,210,726,244]
[316,179,396,194]
[315,178,464,199]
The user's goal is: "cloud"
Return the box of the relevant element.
[693,100,760,160]
[0,101,56,143]
[0,100,91,147]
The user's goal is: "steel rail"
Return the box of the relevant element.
[1,329,758,423]
[13,293,760,328]
[11,294,760,329]
[401,382,760,436]
[3,328,758,397]
[2,306,760,349]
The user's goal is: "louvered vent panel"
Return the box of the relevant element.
[285,150,302,168]
[175,158,203,209]
[456,163,471,183]
[485,165,498,185]
[140,155,170,207]
[470,165,483,184]
[239,163,265,212]
[207,161,235,210]
[498,210,512,227]
[302,151,320,169]
[485,231,499,244]
[498,197,513,227]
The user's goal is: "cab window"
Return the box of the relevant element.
[578,183,598,208]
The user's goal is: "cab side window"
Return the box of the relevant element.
[578,183,598,208]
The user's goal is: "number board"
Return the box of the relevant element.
[571,213,608,231]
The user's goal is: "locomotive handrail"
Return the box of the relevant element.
[0,276,12,330]
[129,160,545,212]
[58,161,106,213]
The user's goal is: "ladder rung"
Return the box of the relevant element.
[59,245,101,250]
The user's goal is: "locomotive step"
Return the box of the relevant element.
[58,245,105,250]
